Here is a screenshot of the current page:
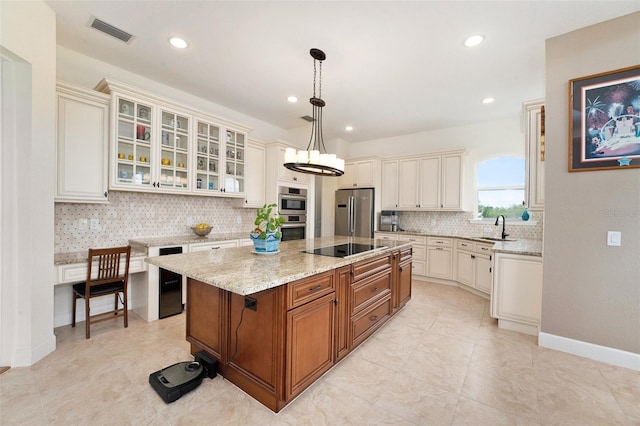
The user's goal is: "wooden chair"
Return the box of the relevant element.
[72,245,131,338]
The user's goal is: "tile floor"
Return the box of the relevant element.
[1,280,638,425]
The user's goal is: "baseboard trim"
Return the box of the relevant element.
[539,332,640,371]
[12,333,56,367]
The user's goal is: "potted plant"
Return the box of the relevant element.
[250,203,286,253]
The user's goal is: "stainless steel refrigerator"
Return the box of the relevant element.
[335,188,375,238]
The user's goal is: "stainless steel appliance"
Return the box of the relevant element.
[280,214,306,241]
[335,188,375,238]
[380,210,399,232]
[159,246,183,319]
[278,187,307,215]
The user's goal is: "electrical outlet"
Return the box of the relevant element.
[237,216,242,224]
[244,296,257,311]
[430,219,436,226]
[186,217,193,227]
[90,218,100,230]
[79,219,88,230]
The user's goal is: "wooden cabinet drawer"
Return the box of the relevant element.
[351,296,392,348]
[351,270,391,313]
[352,254,392,282]
[456,240,475,251]
[427,237,452,247]
[287,270,335,309]
[399,248,412,263]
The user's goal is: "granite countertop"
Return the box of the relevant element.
[387,230,543,257]
[54,247,148,266]
[129,232,249,248]
[145,236,412,296]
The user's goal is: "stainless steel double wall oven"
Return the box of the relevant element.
[278,186,307,241]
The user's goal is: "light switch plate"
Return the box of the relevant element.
[90,218,100,230]
[607,231,621,246]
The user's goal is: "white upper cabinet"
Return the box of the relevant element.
[337,159,377,189]
[243,140,266,208]
[381,160,399,209]
[96,79,252,198]
[55,82,110,203]
[274,145,309,184]
[388,150,465,211]
[523,99,545,211]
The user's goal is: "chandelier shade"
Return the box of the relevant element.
[284,49,344,177]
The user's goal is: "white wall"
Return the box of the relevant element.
[0,0,57,366]
[57,46,290,143]
[542,12,640,366]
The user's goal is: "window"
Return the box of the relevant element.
[477,157,526,219]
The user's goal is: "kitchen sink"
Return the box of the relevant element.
[476,237,517,242]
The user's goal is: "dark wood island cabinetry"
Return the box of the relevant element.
[148,237,412,412]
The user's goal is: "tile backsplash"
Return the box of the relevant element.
[55,191,256,253]
[397,210,543,240]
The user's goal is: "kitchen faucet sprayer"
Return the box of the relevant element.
[495,215,509,240]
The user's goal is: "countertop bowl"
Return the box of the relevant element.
[191,226,212,237]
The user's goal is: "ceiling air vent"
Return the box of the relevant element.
[300,115,315,122]
[90,17,134,43]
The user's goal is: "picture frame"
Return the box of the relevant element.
[568,65,640,171]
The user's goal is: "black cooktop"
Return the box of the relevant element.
[303,243,386,258]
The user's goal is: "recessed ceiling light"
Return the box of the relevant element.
[169,37,187,49]
[464,35,484,48]
[287,96,298,103]
[482,97,495,104]
[345,126,354,132]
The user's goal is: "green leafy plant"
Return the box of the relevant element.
[252,203,286,240]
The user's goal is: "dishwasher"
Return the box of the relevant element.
[159,246,183,318]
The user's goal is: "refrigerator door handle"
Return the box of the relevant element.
[350,195,356,235]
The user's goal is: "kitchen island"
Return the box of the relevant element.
[146,236,413,412]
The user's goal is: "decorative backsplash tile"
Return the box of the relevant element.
[398,210,543,240]
[55,191,256,253]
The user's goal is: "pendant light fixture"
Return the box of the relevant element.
[284,49,345,177]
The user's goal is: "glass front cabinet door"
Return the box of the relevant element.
[194,119,221,193]
[112,95,191,193]
[159,109,190,191]
[115,97,153,189]
[224,129,245,194]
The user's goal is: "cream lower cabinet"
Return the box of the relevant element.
[56,82,110,203]
[426,237,453,279]
[454,240,493,294]
[375,233,426,277]
[491,253,543,336]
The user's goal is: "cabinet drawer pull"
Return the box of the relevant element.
[211,246,220,250]
[399,267,403,272]
[370,315,378,322]
[436,247,443,251]
[309,285,322,292]
[436,241,443,244]
[471,255,476,259]
[371,287,378,293]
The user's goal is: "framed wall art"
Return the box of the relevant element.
[569,65,640,171]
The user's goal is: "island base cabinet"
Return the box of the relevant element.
[286,292,335,400]
[184,250,411,413]
[186,279,225,360]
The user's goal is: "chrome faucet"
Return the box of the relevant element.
[495,215,509,240]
